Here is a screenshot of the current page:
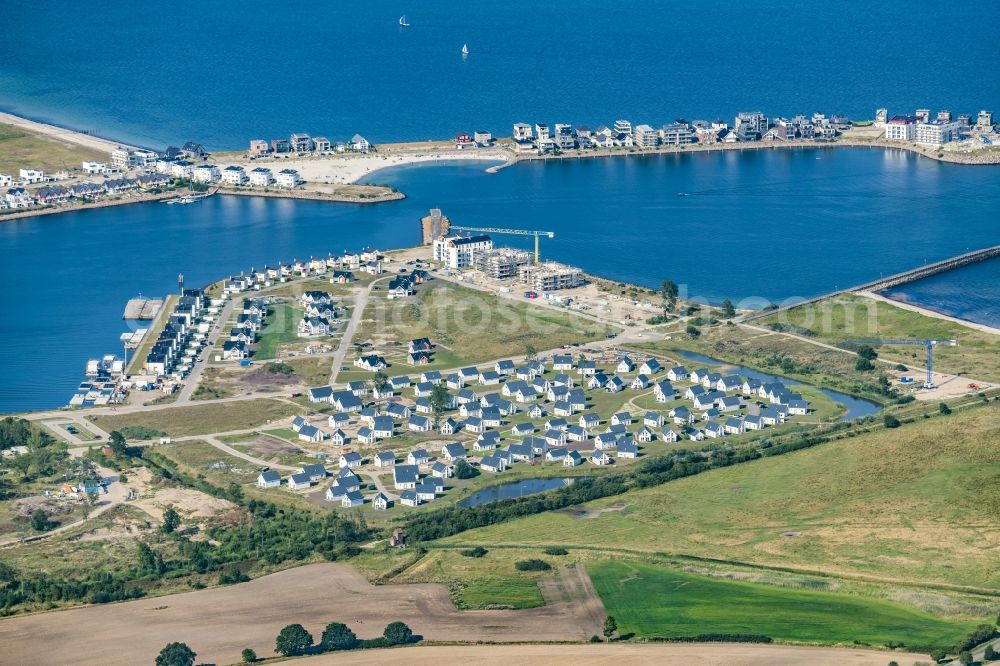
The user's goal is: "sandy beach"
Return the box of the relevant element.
[0,110,136,153]
[218,149,509,185]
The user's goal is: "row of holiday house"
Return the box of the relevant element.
[247,133,372,157]
[2,174,171,209]
[297,353,809,451]
[295,290,346,339]
[220,248,414,294]
[141,288,213,383]
[216,296,276,361]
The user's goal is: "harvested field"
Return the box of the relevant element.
[0,563,604,666]
[290,643,934,666]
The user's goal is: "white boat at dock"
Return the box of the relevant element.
[164,193,210,205]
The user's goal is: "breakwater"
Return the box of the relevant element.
[742,244,1000,321]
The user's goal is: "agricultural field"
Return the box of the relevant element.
[756,293,1000,383]
[442,406,1000,590]
[355,282,614,370]
[587,560,976,648]
[89,398,303,438]
[0,122,105,175]
[0,562,604,666]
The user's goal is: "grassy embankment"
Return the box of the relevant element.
[88,398,303,438]
[0,122,105,175]
[373,405,1000,649]
[756,293,1000,383]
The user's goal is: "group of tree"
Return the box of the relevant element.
[0,487,371,610]
[855,344,878,371]
[155,642,196,666]
[452,458,477,479]
[274,620,416,656]
[661,279,678,315]
[429,384,451,428]
[0,417,68,483]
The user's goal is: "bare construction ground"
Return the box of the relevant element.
[291,643,933,666]
[0,563,603,666]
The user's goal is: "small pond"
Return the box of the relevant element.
[457,477,574,508]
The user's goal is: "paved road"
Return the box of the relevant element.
[175,296,238,404]
[202,435,298,472]
[328,277,387,384]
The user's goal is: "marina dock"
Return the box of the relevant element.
[123,297,163,320]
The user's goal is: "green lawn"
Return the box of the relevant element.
[757,293,1000,382]
[89,398,303,438]
[443,407,1000,590]
[588,561,975,649]
[458,578,545,609]
[356,282,614,367]
[255,302,303,359]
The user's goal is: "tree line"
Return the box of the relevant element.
[155,620,417,665]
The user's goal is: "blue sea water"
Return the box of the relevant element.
[2,1,998,148]
[2,2,1000,412]
[2,148,998,413]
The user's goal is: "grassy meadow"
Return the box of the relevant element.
[89,398,303,438]
[757,293,1000,382]
[441,406,1000,590]
[0,122,105,174]
[355,282,614,369]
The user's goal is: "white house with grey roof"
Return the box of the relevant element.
[393,464,420,490]
[256,470,281,488]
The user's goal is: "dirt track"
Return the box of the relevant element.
[292,643,933,666]
[0,563,603,666]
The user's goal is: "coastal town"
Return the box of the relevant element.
[2,105,996,219]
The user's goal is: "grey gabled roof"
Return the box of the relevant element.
[393,464,419,484]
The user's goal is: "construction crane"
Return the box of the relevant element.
[450,226,555,263]
[848,338,957,389]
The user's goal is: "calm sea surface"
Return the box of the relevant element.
[2,1,998,148]
[1,148,998,412]
[2,2,999,411]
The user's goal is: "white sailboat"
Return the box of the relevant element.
[461,43,469,55]
[399,15,410,27]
